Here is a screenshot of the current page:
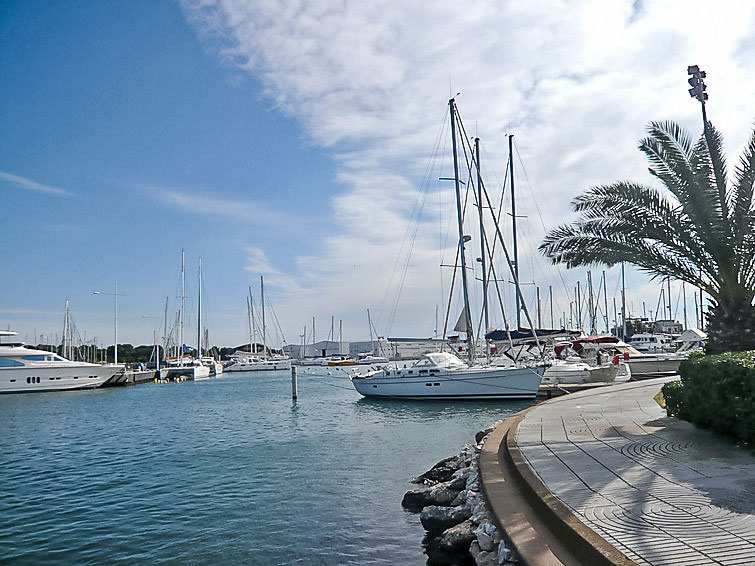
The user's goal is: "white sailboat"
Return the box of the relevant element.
[351,98,547,399]
[225,276,292,372]
[161,251,210,381]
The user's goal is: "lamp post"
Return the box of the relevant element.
[687,64,708,125]
[93,282,124,364]
[687,65,709,329]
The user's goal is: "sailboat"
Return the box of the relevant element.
[351,98,547,399]
[160,251,211,381]
[225,276,292,372]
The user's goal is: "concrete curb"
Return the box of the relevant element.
[479,402,637,566]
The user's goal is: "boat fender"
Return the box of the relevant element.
[623,352,630,360]
[613,354,620,365]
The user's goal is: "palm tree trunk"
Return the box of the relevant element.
[705,300,755,354]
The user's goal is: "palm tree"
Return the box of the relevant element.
[540,120,755,354]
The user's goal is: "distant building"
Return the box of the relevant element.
[651,319,683,335]
[378,337,448,360]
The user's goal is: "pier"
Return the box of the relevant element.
[480,377,755,565]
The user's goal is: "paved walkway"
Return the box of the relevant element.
[515,378,755,566]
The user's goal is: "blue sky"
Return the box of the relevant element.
[2,1,754,349]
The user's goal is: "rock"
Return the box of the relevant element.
[497,542,513,564]
[403,484,461,512]
[434,519,477,553]
[447,475,467,492]
[420,504,473,534]
[403,489,433,512]
[474,520,497,552]
[475,427,494,444]
[451,489,468,506]
[413,455,460,484]
[430,485,461,506]
[470,540,499,566]
[466,470,480,491]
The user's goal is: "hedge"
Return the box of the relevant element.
[661,350,755,445]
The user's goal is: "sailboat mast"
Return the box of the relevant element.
[509,134,520,328]
[260,275,267,360]
[247,287,255,353]
[588,271,595,334]
[368,309,375,354]
[162,296,168,365]
[621,263,627,339]
[179,250,184,367]
[475,137,489,334]
[197,258,202,359]
[448,98,474,363]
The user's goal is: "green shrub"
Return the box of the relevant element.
[668,351,755,445]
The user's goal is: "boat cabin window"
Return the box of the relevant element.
[0,359,24,367]
[22,355,46,361]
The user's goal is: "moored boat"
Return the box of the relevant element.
[0,331,123,393]
[351,352,546,399]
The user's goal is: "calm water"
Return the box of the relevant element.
[0,370,533,565]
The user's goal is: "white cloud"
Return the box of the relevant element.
[135,182,289,224]
[181,0,755,339]
[0,170,74,196]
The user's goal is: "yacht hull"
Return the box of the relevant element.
[351,365,546,399]
[543,361,620,385]
[627,355,683,379]
[225,359,292,372]
[0,363,123,393]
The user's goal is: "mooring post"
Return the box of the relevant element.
[291,365,298,401]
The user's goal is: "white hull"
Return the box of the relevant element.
[160,364,212,381]
[0,363,123,393]
[351,365,545,399]
[225,358,292,372]
[542,361,620,385]
[627,354,683,378]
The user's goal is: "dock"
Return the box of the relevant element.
[481,377,755,565]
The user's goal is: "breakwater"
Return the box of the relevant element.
[402,426,516,566]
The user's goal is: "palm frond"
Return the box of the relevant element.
[730,124,755,258]
[702,122,729,220]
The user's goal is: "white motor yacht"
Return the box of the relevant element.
[0,331,123,393]
[351,352,546,400]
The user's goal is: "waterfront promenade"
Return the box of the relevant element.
[480,377,755,566]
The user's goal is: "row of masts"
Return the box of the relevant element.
[446,99,705,358]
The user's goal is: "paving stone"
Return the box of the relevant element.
[517,377,755,566]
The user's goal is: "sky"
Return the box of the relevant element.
[2,0,754,349]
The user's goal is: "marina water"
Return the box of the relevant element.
[1,370,533,564]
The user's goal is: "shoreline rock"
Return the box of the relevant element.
[402,426,517,566]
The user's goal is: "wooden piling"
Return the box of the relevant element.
[291,365,298,401]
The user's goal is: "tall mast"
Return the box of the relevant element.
[549,286,554,328]
[63,299,70,359]
[603,270,609,333]
[588,271,595,334]
[162,296,169,364]
[621,263,627,339]
[197,258,202,359]
[509,134,520,328]
[179,250,184,367]
[368,309,375,354]
[260,275,267,360]
[448,98,474,363]
[475,137,489,334]
[248,286,255,353]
